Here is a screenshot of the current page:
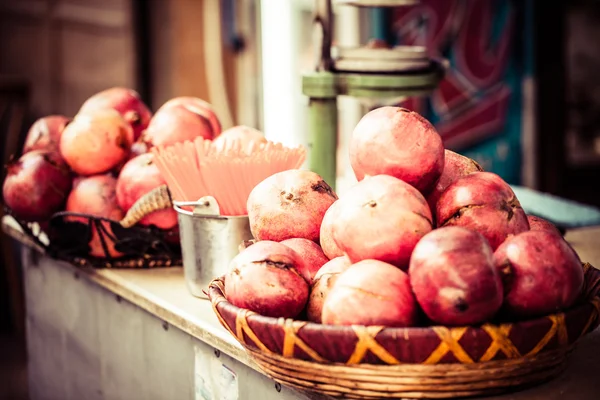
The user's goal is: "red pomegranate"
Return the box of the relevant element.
[224,240,309,318]
[527,215,561,236]
[116,153,178,230]
[349,106,445,195]
[247,169,338,242]
[409,226,504,326]
[306,256,352,323]
[129,141,148,159]
[426,149,483,215]
[366,38,391,49]
[112,140,149,174]
[493,230,584,318]
[143,96,222,148]
[161,97,221,132]
[66,174,124,258]
[436,172,530,250]
[319,200,344,259]
[322,259,419,327]
[79,87,152,141]
[59,109,134,176]
[331,174,433,270]
[212,125,267,153]
[280,238,329,284]
[3,150,72,221]
[22,115,71,154]
[72,175,85,188]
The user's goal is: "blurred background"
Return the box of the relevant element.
[0,0,599,397]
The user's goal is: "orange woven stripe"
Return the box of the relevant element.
[235,309,272,353]
[556,314,569,346]
[583,263,591,274]
[346,326,400,365]
[526,314,566,357]
[281,319,326,362]
[424,327,474,365]
[479,324,521,361]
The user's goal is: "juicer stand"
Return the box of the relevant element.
[304,0,445,190]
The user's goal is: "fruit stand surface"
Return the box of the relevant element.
[2,215,600,400]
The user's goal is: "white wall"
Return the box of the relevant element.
[259,0,366,194]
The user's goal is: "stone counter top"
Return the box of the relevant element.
[3,215,600,400]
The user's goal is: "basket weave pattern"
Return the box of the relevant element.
[208,263,600,399]
[5,206,181,269]
[247,346,571,399]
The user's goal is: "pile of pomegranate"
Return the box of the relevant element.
[225,106,584,327]
[2,87,260,259]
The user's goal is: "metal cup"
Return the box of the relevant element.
[174,196,253,299]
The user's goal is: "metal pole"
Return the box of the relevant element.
[307,96,338,190]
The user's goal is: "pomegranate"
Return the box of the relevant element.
[436,172,530,250]
[331,174,433,270]
[306,256,351,323]
[116,153,178,230]
[66,174,124,258]
[319,200,344,259]
[72,175,85,188]
[79,87,152,141]
[129,141,148,159]
[280,238,329,284]
[59,109,134,176]
[409,227,504,326]
[322,259,419,327]
[143,96,221,148]
[22,115,71,154]
[2,150,72,222]
[112,140,149,174]
[527,215,561,236]
[493,230,584,318]
[366,38,391,49]
[224,240,309,318]
[212,125,267,153]
[349,106,445,194]
[161,97,221,133]
[164,226,181,246]
[426,149,483,214]
[247,169,337,242]
[238,239,257,253]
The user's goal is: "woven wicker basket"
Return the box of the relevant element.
[208,263,600,399]
[5,206,181,268]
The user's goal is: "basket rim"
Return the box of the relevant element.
[207,262,600,341]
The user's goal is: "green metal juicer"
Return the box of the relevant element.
[302,0,446,190]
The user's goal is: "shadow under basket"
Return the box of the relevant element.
[6,207,181,268]
[207,263,600,399]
